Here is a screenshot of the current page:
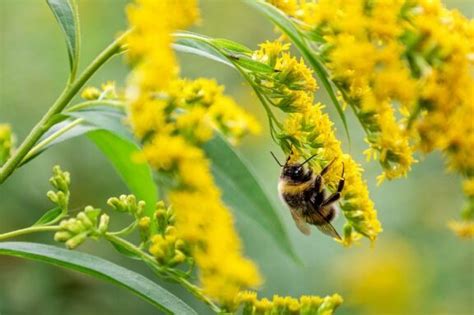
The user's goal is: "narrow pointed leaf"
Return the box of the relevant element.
[0,242,197,314]
[33,207,63,226]
[46,0,80,79]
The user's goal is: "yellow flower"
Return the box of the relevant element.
[448,220,474,239]
[0,124,13,166]
[126,0,199,92]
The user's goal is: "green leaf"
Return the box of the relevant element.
[234,56,275,73]
[68,108,134,141]
[211,38,253,54]
[46,0,80,80]
[0,242,197,314]
[20,119,98,166]
[245,0,351,144]
[203,136,299,262]
[87,130,158,220]
[33,207,63,226]
[174,36,234,68]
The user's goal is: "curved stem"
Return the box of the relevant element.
[0,225,60,242]
[0,30,131,184]
[105,233,222,313]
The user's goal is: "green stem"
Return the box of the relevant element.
[105,234,222,313]
[0,225,60,242]
[0,30,130,184]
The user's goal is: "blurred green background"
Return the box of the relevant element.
[0,1,473,314]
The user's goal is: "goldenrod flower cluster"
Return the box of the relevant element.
[252,42,381,244]
[0,124,13,166]
[236,291,343,315]
[125,0,261,306]
[268,0,474,233]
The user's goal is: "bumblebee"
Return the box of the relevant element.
[272,152,344,239]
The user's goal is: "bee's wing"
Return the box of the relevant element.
[307,209,341,240]
[290,208,311,235]
[315,223,341,240]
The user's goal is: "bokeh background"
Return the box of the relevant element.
[0,1,473,314]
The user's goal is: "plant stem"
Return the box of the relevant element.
[0,30,130,184]
[105,233,222,313]
[0,225,60,242]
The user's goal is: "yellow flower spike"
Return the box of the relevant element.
[268,0,473,198]
[125,0,199,92]
[281,101,381,243]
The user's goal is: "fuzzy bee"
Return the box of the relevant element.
[272,152,344,239]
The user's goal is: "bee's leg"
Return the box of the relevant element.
[320,164,345,207]
[313,174,323,192]
[320,158,337,176]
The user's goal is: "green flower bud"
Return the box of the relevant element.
[97,214,110,234]
[46,191,58,204]
[47,165,70,212]
[107,194,145,218]
[54,231,73,242]
[65,233,87,249]
[54,206,108,249]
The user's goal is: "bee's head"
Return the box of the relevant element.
[271,152,316,183]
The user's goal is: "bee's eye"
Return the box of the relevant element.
[295,167,302,175]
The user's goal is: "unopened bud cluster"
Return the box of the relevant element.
[107,194,145,218]
[54,206,109,249]
[235,291,343,315]
[81,81,118,100]
[47,165,71,210]
[149,201,187,266]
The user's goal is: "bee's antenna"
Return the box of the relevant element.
[301,153,318,166]
[270,151,284,167]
